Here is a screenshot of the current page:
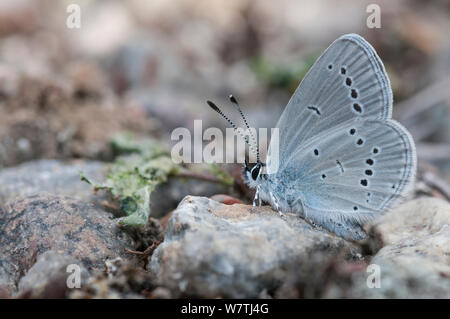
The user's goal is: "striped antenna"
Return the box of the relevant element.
[228,95,260,163]
[207,100,257,158]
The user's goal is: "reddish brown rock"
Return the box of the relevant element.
[0,194,137,292]
[210,194,244,205]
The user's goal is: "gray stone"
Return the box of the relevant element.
[150,196,361,298]
[18,250,90,298]
[352,197,450,298]
[0,194,137,292]
[0,159,106,206]
[0,262,11,298]
[150,177,231,218]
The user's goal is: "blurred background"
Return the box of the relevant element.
[0,0,449,182]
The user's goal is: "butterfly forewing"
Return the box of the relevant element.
[268,34,393,172]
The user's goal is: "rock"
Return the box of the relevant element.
[0,159,106,206]
[273,253,369,298]
[69,258,155,299]
[0,194,137,292]
[366,197,450,248]
[210,194,244,205]
[17,250,90,298]
[150,177,231,218]
[353,197,450,298]
[150,196,361,298]
[0,260,12,298]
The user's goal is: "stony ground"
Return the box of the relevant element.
[0,159,449,298]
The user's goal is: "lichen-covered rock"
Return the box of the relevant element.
[150,196,361,298]
[18,250,90,298]
[0,194,137,292]
[0,159,106,206]
[0,159,231,219]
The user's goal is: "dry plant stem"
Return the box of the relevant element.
[125,240,161,258]
[101,200,120,210]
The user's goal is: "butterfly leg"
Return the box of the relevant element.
[269,191,286,220]
[253,185,261,207]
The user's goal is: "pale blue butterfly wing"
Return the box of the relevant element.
[264,34,416,240]
[272,118,416,240]
[273,33,393,169]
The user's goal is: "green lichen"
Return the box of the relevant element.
[80,132,233,226]
[80,133,178,226]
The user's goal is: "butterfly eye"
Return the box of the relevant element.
[251,165,260,180]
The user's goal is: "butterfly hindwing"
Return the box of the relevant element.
[278,118,416,240]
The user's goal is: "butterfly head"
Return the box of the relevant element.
[243,159,265,188]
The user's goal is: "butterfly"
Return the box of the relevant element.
[208,34,416,241]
